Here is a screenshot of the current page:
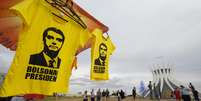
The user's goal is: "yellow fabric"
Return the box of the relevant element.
[0,0,91,97]
[79,29,92,48]
[71,56,78,70]
[90,29,115,80]
[43,52,59,67]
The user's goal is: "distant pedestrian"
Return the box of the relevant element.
[170,91,174,99]
[106,89,110,101]
[132,86,136,101]
[90,89,95,101]
[83,90,88,101]
[189,82,199,101]
[180,85,191,101]
[148,81,153,99]
[96,89,101,101]
[193,90,200,101]
[102,89,106,101]
[153,83,160,101]
[117,90,121,101]
[120,90,125,99]
[174,87,181,101]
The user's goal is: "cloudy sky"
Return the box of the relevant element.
[1,0,201,95]
[71,0,201,94]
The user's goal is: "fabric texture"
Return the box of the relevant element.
[90,29,115,80]
[0,0,91,97]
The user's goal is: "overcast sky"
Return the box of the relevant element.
[1,0,201,95]
[71,0,201,94]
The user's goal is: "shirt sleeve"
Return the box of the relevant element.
[11,0,36,27]
[79,29,92,48]
[108,38,116,55]
[92,28,103,37]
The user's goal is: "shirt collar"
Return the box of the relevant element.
[43,52,58,67]
[99,58,105,65]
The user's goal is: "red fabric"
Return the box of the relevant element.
[24,94,45,100]
[174,90,181,100]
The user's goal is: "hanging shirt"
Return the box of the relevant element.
[90,29,115,80]
[0,0,91,97]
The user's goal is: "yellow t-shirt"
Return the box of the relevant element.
[0,0,91,97]
[91,29,115,80]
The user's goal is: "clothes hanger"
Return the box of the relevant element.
[45,0,87,29]
[102,32,109,40]
[51,12,69,23]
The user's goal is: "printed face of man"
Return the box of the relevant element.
[45,31,64,52]
[99,44,107,60]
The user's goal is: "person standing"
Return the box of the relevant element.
[132,86,136,101]
[105,89,110,101]
[120,90,125,99]
[180,85,191,101]
[96,89,101,101]
[90,89,95,101]
[174,87,181,101]
[170,91,174,99]
[189,83,199,101]
[193,90,200,101]
[102,90,106,101]
[117,90,121,101]
[83,90,88,101]
[148,81,153,99]
[153,83,160,101]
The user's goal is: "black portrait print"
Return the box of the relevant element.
[29,27,65,68]
[94,43,107,66]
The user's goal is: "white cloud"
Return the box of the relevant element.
[73,0,201,93]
